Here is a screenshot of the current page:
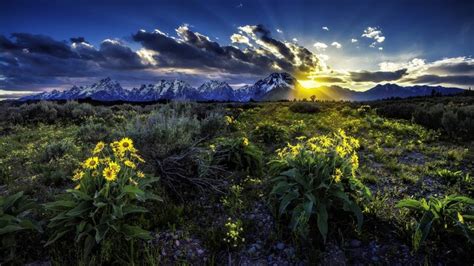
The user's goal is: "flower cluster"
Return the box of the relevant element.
[72,138,146,189]
[223,218,245,248]
[224,115,234,125]
[276,129,360,181]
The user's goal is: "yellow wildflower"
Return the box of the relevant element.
[118,137,134,152]
[100,157,112,164]
[111,141,124,157]
[333,168,343,183]
[74,184,81,190]
[351,153,359,169]
[131,153,145,163]
[128,177,138,186]
[93,141,105,154]
[242,137,249,146]
[92,170,99,177]
[124,160,136,169]
[72,170,84,181]
[209,144,216,152]
[458,212,464,224]
[108,161,121,173]
[103,167,117,182]
[335,145,347,158]
[225,116,233,125]
[137,171,145,178]
[83,157,99,169]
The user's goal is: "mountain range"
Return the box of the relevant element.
[20,73,464,102]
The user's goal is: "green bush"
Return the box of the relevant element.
[396,195,474,251]
[252,122,288,145]
[44,138,161,259]
[269,130,371,241]
[212,137,263,176]
[289,102,321,114]
[0,192,42,262]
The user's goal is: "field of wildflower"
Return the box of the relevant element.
[0,98,473,264]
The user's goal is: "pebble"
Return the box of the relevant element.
[276,242,285,250]
[350,239,362,248]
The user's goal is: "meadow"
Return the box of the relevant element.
[0,97,473,265]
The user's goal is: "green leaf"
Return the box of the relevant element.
[2,192,24,211]
[396,199,424,210]
[120,224,152,240]
[0,224,25,235]
[44,200,76,211]
[45,229,70,246]
[66,189,92,201]
[279,191,298,215]
[121,185,145,198]
[95,224,110,243]
[122,204,148,215]
[317,203,328,242]
[66,201,91,217]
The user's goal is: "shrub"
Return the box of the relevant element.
[76,120,112,144]
[124,105,201,159]
[289,102,321,114]
[252,122,288,145]
[0,192,42,262]
[37,139,81,185]
[40,139,78,163]
[396,195,474,251]
[436,169,464,184]
[44,138,161,259]
[212,137,263,176]
[270,130,371,241]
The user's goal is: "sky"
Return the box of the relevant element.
[0,0,473,96]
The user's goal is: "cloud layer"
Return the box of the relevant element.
[0,25,473,92]
[1,24,325,90]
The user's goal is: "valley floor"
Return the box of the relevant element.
[0,99,473,265]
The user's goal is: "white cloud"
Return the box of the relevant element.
[331,42,342,49]
[292,38,298,42]
[137,48,158,65]
[230,33,252,46]
[317,54,330,61]
[378,47,383,51]
[351,38,358,43]
[362,26,385,48]
[276,28,283,33]
[322,26,329,31]
[313,42,328,51]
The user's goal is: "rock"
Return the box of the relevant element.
[247,246,257,255]
[276,242,285,250]
[350,239,362,248]
[284,247,295,257]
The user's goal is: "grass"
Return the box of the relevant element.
[0,100,473,264]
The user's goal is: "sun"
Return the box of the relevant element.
[297,79,319,89]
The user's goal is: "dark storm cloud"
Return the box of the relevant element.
[313,76,346,83]
[427,61,474,75]
[99,39,145,69]
[238,24,321,75]
[132,27,281,75]
[133,25,322,76]
[9,33,78,59]
[2,25,322,91]
[70,37,87,43]
[0,33,149,89]
[407,74,474,86]
[349,69,408,82]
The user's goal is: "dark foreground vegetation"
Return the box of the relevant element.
[0,96,473,265]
